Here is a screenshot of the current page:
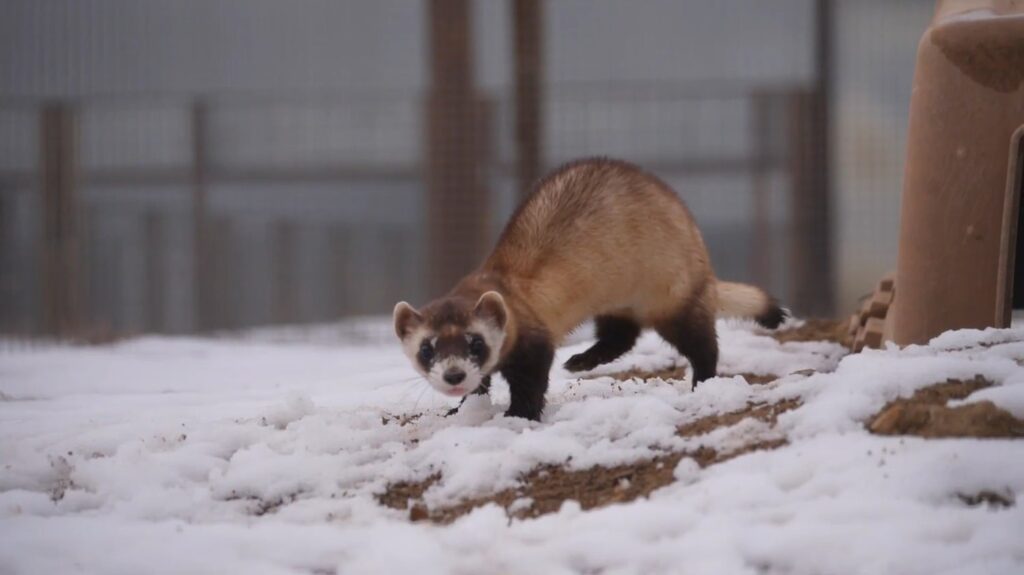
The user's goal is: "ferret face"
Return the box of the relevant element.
[393,291,508,399]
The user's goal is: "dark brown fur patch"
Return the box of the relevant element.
[422,299,472,331]
[434,334,469,359]
[564,315,642,372]
[654,285,719,387]
[755,301,788,330]
[501,326,555,421]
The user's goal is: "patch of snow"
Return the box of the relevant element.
[1,320,1023,574]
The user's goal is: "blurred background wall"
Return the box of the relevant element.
[0,0,934,337]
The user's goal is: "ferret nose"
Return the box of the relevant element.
[443,368,466,385]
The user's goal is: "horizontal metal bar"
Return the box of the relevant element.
[3,156,792,191]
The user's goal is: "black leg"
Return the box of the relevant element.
[563,315,641,372]
[500,328,555,421]
[446,375,491,416]
[654,299,718,390]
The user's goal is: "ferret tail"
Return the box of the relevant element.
[715,280,788,329]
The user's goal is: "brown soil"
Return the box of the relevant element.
[381,412,422,427]
[380,439,788,525]
[733,373,780,385]
[607,365,689,382]
[606,366,778,386]
[380,372,1024,524]
[379,397,799,524]
[677,398,801,437]
[957,490,1015,508]
[224,490,303,516]
[377,473,440,514]
[868,376,1024,438]
[771,318,850,345]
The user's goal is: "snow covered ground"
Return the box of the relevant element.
[1,319,1023,575]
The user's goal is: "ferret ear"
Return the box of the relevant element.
[393,301,423,339]
[474,291,507,330]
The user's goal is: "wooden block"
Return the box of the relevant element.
[863,317,886,349]
[878,273,895,293]
[868,289,894,319]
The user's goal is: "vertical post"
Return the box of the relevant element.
[426,0,488,296]
[207,215,233,330]
[811,0,834,315]
[39,102,79,337]
[191,100,209,331]
[788,0,834,317]
[513,0,544,197]
[144,211,165,332]
[0,167,8,332]
[750,92,773,288]
[330,224,351,319]
[787,92,812,315]
[272,221,296,324]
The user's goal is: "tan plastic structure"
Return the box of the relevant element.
[848,274,895,352]
[891,0,1024,346]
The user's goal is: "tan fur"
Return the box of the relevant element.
[715,281,772,319]
[422,158,775,363]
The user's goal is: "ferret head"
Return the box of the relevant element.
[393,291,508,398]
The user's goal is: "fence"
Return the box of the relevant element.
[0,81,829,338]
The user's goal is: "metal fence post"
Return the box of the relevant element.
[425,0,489,297]
[191,100,210,331]
[513,0,544,197]
[272,221,297,324]
[144,211,166,332]
[750,92,774,290]
[39,102,80,337]
[786,0,835,317]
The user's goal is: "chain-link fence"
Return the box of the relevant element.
[0,0,934,339]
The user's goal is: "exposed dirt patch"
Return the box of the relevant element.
[380,439,788,524]
[48,456,75,502]
[604,366,778,386]
[606,365,689,382]
[731,373,780,385]
[677,398,801,438]
[417,454,687,524]
[377,473,440,516]
[903,377,991,404]
[378,398,797,525]
[958,490,1015,509]
[224,489,305,516]
[771,318,849,345]
[868,376,1024,438]
[381,412,423,427]
[380,358,809,523]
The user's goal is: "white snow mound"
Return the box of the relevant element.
[1,321,1023,574]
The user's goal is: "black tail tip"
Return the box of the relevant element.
[755,302,788,330]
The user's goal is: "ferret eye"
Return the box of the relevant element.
[418,341,434,363]
[468,335,486,357]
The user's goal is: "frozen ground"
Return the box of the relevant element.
[1,319,1023,575]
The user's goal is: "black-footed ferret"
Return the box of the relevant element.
[394,158,786,421]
